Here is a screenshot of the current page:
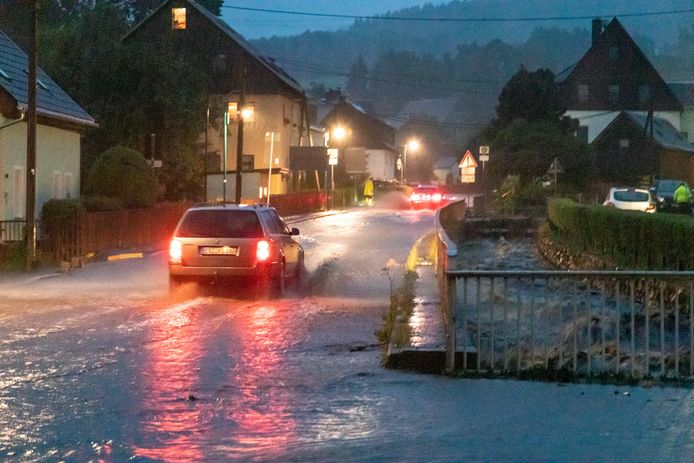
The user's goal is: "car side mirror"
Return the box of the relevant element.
[290,227,300,236]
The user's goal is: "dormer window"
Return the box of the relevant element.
[172,8,187,30]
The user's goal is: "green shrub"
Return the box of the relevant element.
[84,146,157,208]
[547,198,694,270]
[82,195,123,212]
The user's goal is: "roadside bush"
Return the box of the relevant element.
[81,195,123,212]
[84,146,157,208]
[548,198,694,270]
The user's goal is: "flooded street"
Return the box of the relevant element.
[2,209,694,462]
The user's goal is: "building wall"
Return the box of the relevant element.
[660,150,694,186]
[680,108,694,142]
[0,119,80,221]
[365,148,396,180]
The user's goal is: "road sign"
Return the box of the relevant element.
[459,150,477,183]
[328,148,338,166]
[396,157,402,171]
[546,157,564,175]
[479,145,490,162]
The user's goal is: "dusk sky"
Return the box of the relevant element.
[222,1,447,39]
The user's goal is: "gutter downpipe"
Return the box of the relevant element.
[435,207,458,372]
[0,112,25,131]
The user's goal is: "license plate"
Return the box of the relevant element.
[200,246,238,256]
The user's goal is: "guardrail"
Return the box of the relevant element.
[441,269,694,380]
[0,220,26,242]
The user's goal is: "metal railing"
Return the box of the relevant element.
[442,270,694,380]
[0,220,26,242]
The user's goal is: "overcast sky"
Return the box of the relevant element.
[222,1,447,39]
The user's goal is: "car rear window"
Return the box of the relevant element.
[176,210,263,238]
[614,191,649,202]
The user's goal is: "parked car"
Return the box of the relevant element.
[409,185,444,209]
[650,179,691,213]
[168,204,304,295]
[603,187,655,213]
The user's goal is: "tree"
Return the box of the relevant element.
[493,66,565,129]
[345,54,370,102]
[84,146,158,208]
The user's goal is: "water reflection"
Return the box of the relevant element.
[132,299,206,462]
[132,297,297,461]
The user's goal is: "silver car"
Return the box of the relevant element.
[168,204,304,294]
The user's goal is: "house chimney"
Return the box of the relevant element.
[592,18,603,46]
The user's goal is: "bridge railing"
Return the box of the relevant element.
[442,269,694,380]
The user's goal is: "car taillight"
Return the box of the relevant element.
[432,192,442,202]
[169,239,182,263]
[410,193,420,201]
[646,203,655,211]
[256,240,271,262]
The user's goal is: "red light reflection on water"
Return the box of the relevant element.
[132,298,297,461]
[131,301,206,462]
[223,303,298,459]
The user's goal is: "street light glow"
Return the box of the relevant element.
[332,126,347,141]
[406,139,420,152]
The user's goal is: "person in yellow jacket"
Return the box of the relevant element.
[673,182,692,214]
[363,177,374,206]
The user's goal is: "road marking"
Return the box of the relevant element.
[107,252,144,262]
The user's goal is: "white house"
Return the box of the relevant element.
[0,29,95,239]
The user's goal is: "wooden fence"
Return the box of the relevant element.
[40,191,330,262]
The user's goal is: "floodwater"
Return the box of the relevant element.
[1,208,694,462]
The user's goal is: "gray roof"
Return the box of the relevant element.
[667,82,694,108]
[0,29,95,126]
[125,0,302,95]
[625,111,694,153]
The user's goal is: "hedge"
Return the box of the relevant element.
[547,198,694,270]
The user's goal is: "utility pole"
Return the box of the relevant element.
[235,62,247,204]
[25,0,38,271]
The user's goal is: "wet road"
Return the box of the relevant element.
[3,207,694,462]
[0,208,436,461]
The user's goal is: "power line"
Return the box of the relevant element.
[223,5,694,23]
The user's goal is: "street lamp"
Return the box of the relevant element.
[402,138,420,184]
[223,101,254,203]
[328,125,349,206]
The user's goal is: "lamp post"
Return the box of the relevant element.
[402,138,420,185]
[329,125,348,206]
[224,100,254,204]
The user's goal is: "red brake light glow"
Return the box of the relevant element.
[169,239,182,263]
[432,192,442,202]
[256,240,271,261]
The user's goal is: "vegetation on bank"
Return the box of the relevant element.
[547,198,694,270]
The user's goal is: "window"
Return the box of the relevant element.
[13,166,25,219]
[64,173,74,199]
[176,210,263,238]
[577,84,589,103]
[241,154,254,171]
[172,8,186,30]
[213,54,227,74]
[608,46,619,60]
[608,85,620,105]
[52,171,64,199]
[619,138,630,149]
[638,84,651,104]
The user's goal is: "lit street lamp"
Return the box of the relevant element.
[328,125,349,206]
[402,138,420,184]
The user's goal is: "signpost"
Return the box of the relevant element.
[459,150,478,183]
[546,157,564,196]
[479,145,489,171]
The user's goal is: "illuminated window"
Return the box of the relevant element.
[172,8,186,30]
